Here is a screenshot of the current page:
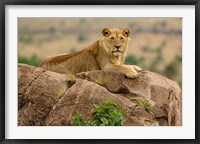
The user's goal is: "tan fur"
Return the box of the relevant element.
[40,28,142,78]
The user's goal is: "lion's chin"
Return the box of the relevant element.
[113,51,122,56]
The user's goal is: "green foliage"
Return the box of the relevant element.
[48,26,56,34]
[160,21,167,28]
[71,101,125,126]
[19,34,33,44]
[164,55,182,80]
[125,55,144,65]
[178,80,182,88]
[91,101,125,126]
[164,61,178,79]
[125,55,138,64]
[137,98,152,112]
[18,55,41,66]
[175,55,182,63]
[71,113,90,126]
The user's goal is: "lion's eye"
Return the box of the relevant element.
[110,37,115,41]
[120,37,124,41]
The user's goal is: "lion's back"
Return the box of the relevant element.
[40,49,100,74]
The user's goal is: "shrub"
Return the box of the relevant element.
[125,55,145,66]
[175,55,182,63]
[125,55,139,65]
[71,101,125,126]
[48,26,56,35]
[19,34,33,44]
[18,55,41,66]
[77,32,87,42]
[163,55,181,80]
[71,113,90,126]
[160,21,167,28]
[91,101,125,126]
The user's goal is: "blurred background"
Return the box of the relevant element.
[18,18,182,86]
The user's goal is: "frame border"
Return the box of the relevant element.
[1,0,199,144]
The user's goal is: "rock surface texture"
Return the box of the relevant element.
[18,64,182,126]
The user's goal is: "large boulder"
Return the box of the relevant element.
[18,64,181,126]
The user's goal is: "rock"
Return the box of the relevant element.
[18,64,182,126]
[18,64,75,126]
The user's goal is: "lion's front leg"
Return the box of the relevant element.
[103,64,142,78]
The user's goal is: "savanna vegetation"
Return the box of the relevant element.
[18,18,182,87]
[17,18,182,126]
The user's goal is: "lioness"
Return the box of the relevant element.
[40,28,142,78]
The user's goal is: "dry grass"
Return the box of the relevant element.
[18,18,182,84]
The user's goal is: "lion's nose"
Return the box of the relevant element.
[115,46,121,49]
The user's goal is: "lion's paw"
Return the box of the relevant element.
[125,67,138,78]
[132,65,142,72]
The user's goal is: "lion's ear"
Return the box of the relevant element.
[122,28,130,37]
[102,28,111,37]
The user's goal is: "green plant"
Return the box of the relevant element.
[175,55,182,63]
[91,101,125,126]
[125,55,140,65]
[48,26,56,34]
[18,54,41,66]
[19,34,33,43]
[71,101,125,126]
[71,113,90,126]
[77,32,87,42]
[160,21,167,28]
[163,55,181,80]
[136,98,152,112]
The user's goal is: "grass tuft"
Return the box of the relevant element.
[136,98,152,112]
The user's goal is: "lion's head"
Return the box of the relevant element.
[99,28,130,57]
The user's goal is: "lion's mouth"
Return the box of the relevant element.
[113,51,122,56]
[113,50,121,53]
